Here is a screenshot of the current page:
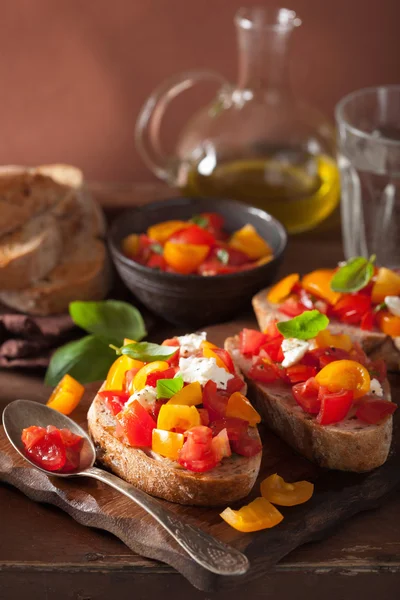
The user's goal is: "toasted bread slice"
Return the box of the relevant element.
[253,288,400,371]
[88,387,262,506]
[225,335,393,472]
[0,213,62,289]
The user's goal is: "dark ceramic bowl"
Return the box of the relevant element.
[108,197,287,326]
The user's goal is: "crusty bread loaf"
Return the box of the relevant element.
[87,389,262,506]
[225,335,393,472]
[253,288,400,371]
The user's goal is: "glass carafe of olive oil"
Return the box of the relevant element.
[135,7,340,233]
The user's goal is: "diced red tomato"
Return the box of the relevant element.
[211,417,249,441]
[146,367,176,387]
[292,377,321,414]
[239,328,267,356]
[200,212,224,231]
[307,347,351,369]
[99,390,130,415]
[178,426,219,472]
[264,319,282,340]
[360,310,375,331]
[259,338,284,363]
[212,348,235,374]
[150,399,166,421]
[348,342,369,367]
[316,387,354,425]
[198,408,210,426]
[58,429,83,451]
[230,433,262,457]
[211,428,231,461]
[333,293,371,325]
[123,368,142,393]
[298,288,315,310]
[162,337,180,347]
[202,380,228,420]
[169,224,215,247]
[280,297,307,317]
[146,253,167,270]
[135,234,153,264]
[22,426,67,471]
[368,358,387,383]
[21,425,46,451]
[117,400,157,447]
[355,399,397,424]
[226,247,251,267]
[226,375,246,394]
[248,358,281,383]
[285,364,318,384]
[197,260,237,276]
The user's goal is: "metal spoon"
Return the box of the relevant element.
[2,399,249,576]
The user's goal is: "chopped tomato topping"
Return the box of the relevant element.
[21,425,70,472]
[211,428,232,461]
[291,377,321,414]
[169,224,216,247]
[117,400,157,447]
[279,297,307,317]
[99,390,130,415]
[239,328,268,356]
[212,348,236,373]
[259,337,284,362]
[333,293,371,325]
[202,380,228,420]
[146,367,176,387]
[360,310,375,331]
[248,358,281,383]
[355,399,397,424]
[316,387,354,425]
[285,364,317,384]
[226,374,246,394]
[211,417,249,441]
[178,426,219,472]
[230,432,262,457]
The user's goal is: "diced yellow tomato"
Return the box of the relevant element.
[260,474,314,506]
[201,340,218,350]
[316,329,353,352]
[376,310,400,337]
[202,346,229,371]
[315,359,370,399]
[133,361,170,391]
[121,234,140,257]
[157,404,201,432]
[164,241,209,274]
[226,392,261,427]
[229,224,273,260]
[167,381,203,406]
[256,255,274,267]
[220,497,283,532]
[147,220,190,244]
[371,267,400,303]
[152,429,184,460]
[267,273,300,304]
[46,374,85,415]
[105,355,145,391]
[302,269,342,305]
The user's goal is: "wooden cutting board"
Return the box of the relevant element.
[1,320,399,592]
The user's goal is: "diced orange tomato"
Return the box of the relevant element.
[267,273,300,304]
[315,359,370,399]
[220,497,284,532]
[151,429,184,460]
[133,361,170,392]
[202,345,229,371]
[256,255,274,267]
[371,267,400,303]
[376,310,400,337]
[225,392,261,427]
[301,269,342,305]
[201,340,218,350]
[121,234,140,257]
[229,224,273,260]
[260,474,314,506]
[211,428,231,461]
[164,241,209,274]
[147,220,190,244]
[105,355,145,391]
[316,329,353,352]
[46,374,85,415]
[167,381,203,406]
[157,404,201,432]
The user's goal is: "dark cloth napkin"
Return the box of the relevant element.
[0,309,77,368]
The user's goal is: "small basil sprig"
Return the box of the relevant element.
[157,376,183,399]
[330,256,375,293]
[216,248,229,265]
[277,310,329,340]
[190,214,209,228]
[150,243,163,255]
[112,341,178,362]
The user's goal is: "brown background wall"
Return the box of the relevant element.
[0,0,399,182]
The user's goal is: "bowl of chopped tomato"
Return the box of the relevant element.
[108,197,287,326]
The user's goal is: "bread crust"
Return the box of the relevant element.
[225,335,393,472]
[252,288,400,371]
[87,389,262,506]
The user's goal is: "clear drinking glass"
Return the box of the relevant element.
[335,86,400,267]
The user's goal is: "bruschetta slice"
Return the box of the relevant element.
[224,316,396,472]
[88,333,262,506]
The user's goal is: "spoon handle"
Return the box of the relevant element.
[83,466,249,576]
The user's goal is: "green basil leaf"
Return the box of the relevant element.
[216,248,229,265]
[330,256,375,293]
[150,243,163,255]
[374,302,386,313]
[69,300,147,346]
[120,342,178,362]
[277,310,329,340]
[156,376,184,399]
[45,335,115,386]
[190,215,208,228]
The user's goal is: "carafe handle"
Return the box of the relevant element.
[135,70,230,184]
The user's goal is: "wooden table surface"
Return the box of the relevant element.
[1,183,399,600]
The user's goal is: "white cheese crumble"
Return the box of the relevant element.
[177,332,207,354]
[384,296,400,317]
[281,338,310,368]
[177,356,233,390]
[126,385,158,410]
[369,378,383,397]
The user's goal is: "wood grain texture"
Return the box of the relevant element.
[1,339,399,591]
